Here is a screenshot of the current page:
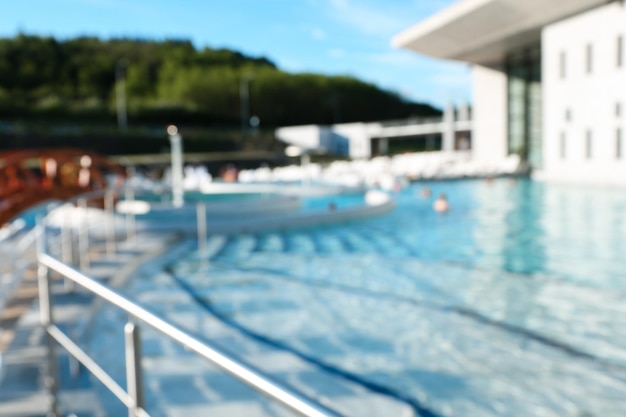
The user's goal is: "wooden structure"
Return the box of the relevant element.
[0,149,126,226]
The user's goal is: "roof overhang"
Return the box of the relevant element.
[392,0,611,65]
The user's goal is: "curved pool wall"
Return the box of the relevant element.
[140,194,302,217]
[197,182,368,197]
[121,178,626,417]
[133,187,395,235]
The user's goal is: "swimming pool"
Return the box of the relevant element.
[98,178,626,417]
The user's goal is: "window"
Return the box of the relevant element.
[506,44,543,168]
[560,132,566,159]
[559,51,566,79]
[586,44,593,74]
[618,35,623,68]
[586,130,592,159]
[617,128,623,159]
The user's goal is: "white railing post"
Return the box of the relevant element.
[105,189,116,256]
[61,203,75,291]
[197,203,207,256]
[61,204,73,266]
[77,198,89,270]
[124,320,145,417]
[36,216,60,417]
[11,247,19,289]
[124,188,136,244]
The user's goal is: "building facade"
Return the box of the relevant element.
[394,0,626,184]
[275,103,471,159]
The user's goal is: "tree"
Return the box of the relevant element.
[0,34,441,127]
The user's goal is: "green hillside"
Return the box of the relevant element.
[0,34,440,128]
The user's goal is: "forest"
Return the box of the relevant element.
[0,34,440,126]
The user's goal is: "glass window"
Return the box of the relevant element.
[507,51,527,157]
[617,128,622,159]
[586,130,592,159]
[506,44,542,169]
[560,132,566,159]
[586,44,593,74]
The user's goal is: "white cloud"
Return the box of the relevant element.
[330,0,349,8]
[326,0,407,36]
[324,0,456,37]
[329,48,346,58]
[311,28,326,40]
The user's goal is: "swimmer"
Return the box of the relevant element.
[420,186,432,198]
[433,193,449,213]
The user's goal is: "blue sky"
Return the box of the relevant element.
[0,0,471,110]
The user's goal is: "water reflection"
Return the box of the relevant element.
[443,178,626,290]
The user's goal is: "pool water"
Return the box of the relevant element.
[139,179,626,416]
[301,192,367,212]
[135,191,270,203]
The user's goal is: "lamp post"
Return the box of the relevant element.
[116,60,128,131]
[167,125,184,208]
[240,76,252,138]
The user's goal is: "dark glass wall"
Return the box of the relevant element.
[506,44,542,169]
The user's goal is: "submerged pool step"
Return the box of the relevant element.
[87,251,416,417]
[209,228,424,260]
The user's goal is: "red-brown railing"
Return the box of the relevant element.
[0,149,126,225]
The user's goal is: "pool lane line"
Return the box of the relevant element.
[165,266,444,417]
[202,262,626,377]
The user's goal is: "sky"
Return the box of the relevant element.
[0,0,471,110]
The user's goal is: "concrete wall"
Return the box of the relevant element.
[331,123,373,159]
[275,123,370,158]
[471,64,508,163]
[541,2,626,185]
[275,125,323,151]
[277,118,471,160]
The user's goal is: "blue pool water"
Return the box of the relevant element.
[97,178,626,417]
[135,191,270,203]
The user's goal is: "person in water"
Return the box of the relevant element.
[433,193,449,213]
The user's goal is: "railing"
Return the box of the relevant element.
[378,116,443,127]
[0,221,40,314]
[34,189,343,417]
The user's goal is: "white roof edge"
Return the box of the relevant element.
[391,0,493,49]
[391,0,611,64]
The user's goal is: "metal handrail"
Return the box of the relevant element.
[36,227,343,417]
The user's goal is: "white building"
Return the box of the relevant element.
[275,103,471,159]
[394,0,626,185]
